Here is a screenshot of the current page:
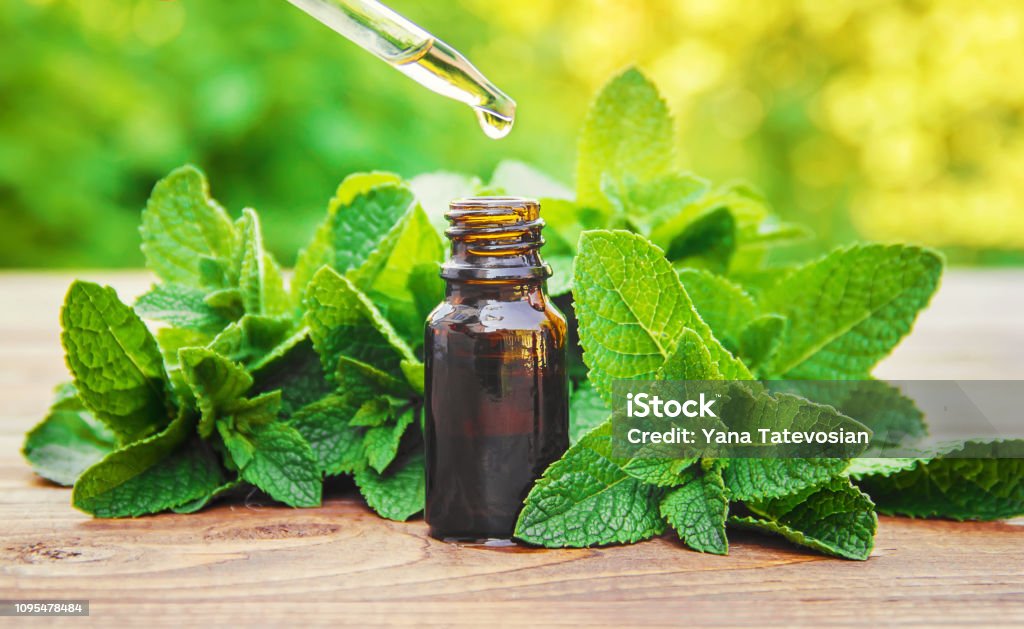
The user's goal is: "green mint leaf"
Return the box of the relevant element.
[660,463,729,555]
[292,172,404,303]
[292,177,415,304]
[203,287,245,315]
[576,67,675,211]
[717,386,867,500]
[340,356,415,398]
[676,269,758,353]
[656,327,721,380]
[305,266,416,380]
[23,389,115,486]
[219,421,322,508]
[72,412,228,517]
[760,244,943,378]
[350,397,392,428]
[539,199,609,297]
[778,380,925,449]
[545,254,575,297]
[407,262,445,332]
[663,207,736,272]
[134,283,232,334]
[490,160,573,200]
[603,172,709,235]
[155,328,211,369]
[573,230,750,404]
[515,421,666,547]
[737,314,787,374]
[288,393,369,475]
[140,165,239,287]
[354,450,425,521]
[171,480,240,514]
[61,281,173,443]
[853,441,1024,521]
[400,359,425,395]
[353,204,444,347]
[732,477,877,560]
[723,458,849,502]
[207,314,294,366]
[235,208,290,317]
[363,410,415,474]
[179,347,253,438]
[615,329,710,487]
[569,383,609,445]
[229,391,283,432]
[250,334,335,419]
[408,171,483,236]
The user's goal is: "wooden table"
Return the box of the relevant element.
[1,271,1022,626]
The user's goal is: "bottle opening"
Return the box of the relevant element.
[441,197,550,281]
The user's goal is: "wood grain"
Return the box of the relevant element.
[1,271,1022,627]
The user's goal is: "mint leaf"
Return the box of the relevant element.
[61,281,173,443]
[219,421,321,508]
[292,172,404,301]
[171,480,240,514]
[353,205,444,347]
[776,379,925,449]
[305,266,416,380]
[72,412,228,517]
[364,410,415,473]
[292,177,415,303]
[515,421,666,547]
[604,172,709,236]
[354,450,425,521]
[135,283,232,333]
[408,171,484,236]
[288,393,369,475]
[569,384,608,444]
[759,244,943,378]
[250,335,334,419]
[723,458,849,502]
[616,328,710,487]
[577,68,675,211]
[732,477,877,560]
[350,397,392,428]
[208,314,293,366]
[235,208,290,317]
[715,386,867,501]
[853,441,1024,521]
[573,230,749,403]
[179,347,253,438]
[664,207,736,272]
[490,160,573,200]
[656,327,721,380]
[23,391,115,486]
[737,314,786,373]
[660,464,729,555]
[140,165,239,287]
[676,269,757,352]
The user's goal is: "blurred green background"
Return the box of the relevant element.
[2,0,1023,268]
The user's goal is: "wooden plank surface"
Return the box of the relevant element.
[1,270,1023,626]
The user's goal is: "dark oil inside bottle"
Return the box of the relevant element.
[424,197,568,542]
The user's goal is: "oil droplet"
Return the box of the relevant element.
[392,38,516,140]
[475,107,515,140]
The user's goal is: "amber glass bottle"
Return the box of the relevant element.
[424,197,568,542]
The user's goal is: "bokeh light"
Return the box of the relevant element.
[1,0,1022,267]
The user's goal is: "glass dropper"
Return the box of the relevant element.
[285,0,516,139]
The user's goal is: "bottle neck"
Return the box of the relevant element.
[441,197,551,281]
[444,279,546,305]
